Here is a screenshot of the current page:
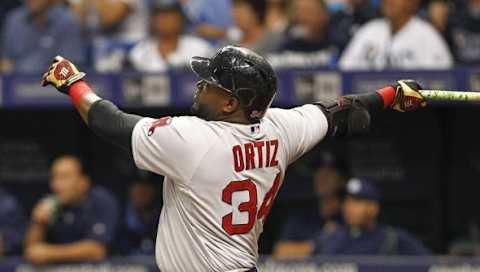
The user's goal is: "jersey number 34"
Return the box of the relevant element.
[221,173,281,235]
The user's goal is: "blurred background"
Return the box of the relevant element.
[1,0,480,271]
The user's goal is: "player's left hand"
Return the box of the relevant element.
[391,79,427,112]
[41,56,86,94]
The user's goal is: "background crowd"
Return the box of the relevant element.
[1,0,480,74]
[0,0,479,266]
[0,153,432,265]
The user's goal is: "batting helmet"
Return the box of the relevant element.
[190,46,277,122]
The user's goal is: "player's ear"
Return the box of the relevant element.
[223,96,241,114]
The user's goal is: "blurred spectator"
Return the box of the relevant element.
[339,0,453,70]
[427,0,450,35]
[128,2,212,72]
[24,155,119,265]
[268,0,341,68]
[442,0,480,65]
[225,0,283,55]
[70,0,147,42]
[119,177,161,255]
[0,0,84,72]
[69,0,149,70]
[314,178,430,255]
[181,0,233,43]
[330,0,380,52]
[324,0,348,11]
[0,188,27,256]
[265,0,289,33]
[273,154,347,259]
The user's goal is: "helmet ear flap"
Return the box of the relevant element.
[236,88,257,107]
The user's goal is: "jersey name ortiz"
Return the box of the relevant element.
[233,140,279,172]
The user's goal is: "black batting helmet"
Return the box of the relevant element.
[190,46,277,122]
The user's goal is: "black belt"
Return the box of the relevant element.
[246,268,257,272]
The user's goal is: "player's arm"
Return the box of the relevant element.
[316,80,426,138]
[41,56,141,153]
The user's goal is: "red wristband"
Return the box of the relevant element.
[69,80,93,108]
[376,86,396,108]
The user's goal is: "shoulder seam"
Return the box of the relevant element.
[184,123,221,187]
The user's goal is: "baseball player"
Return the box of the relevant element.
[41,46,425,272]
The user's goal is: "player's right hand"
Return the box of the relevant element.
[391,79,427,112]
[41,56,86,94]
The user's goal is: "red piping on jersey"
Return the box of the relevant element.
[69,80,93,108]
[376,86,396,108]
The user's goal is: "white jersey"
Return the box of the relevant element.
[131,105,328,272]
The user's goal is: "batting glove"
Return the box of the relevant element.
[391,80,427,112]
[41,56,86,94]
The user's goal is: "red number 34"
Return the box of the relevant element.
[221,173,281,235]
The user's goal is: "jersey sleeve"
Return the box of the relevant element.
[131,116,212,183]
[266,104,328,164]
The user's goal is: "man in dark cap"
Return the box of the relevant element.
[314,178,430,255]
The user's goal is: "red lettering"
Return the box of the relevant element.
[257,173,282,222]
[244,143,255,170]
[221,174,283,235]
[222,180,258,235]
[270,140,279,167]
[266,141,271,167]
[148,117,172,136]
[233,145,244,172]
[254,141,264,168]
[233,140,279,172]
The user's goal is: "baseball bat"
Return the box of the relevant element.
[419,90,480,104]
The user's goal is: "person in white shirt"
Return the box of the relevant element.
[41,45,426,271]
[339,0,453,70]
[128,2,213,72]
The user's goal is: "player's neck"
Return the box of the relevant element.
[220,116,251,125]
[217,112,251,125]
